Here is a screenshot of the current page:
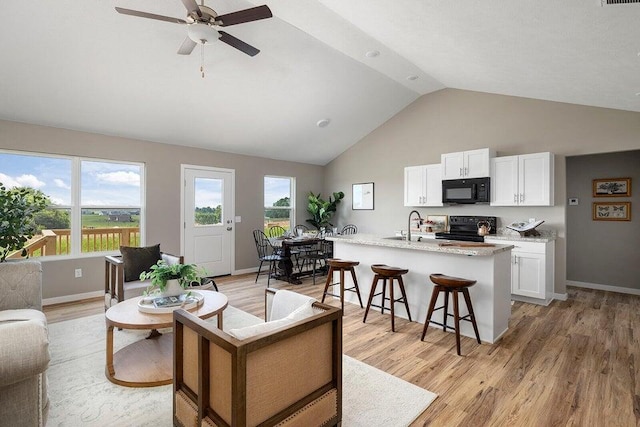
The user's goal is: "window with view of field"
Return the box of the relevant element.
[0,151,144,259]
[264,176,294,231]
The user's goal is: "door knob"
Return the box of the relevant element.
[226,227,232,231]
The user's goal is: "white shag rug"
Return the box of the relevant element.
[46,306,436,426]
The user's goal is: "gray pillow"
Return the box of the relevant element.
[120,244,162,282]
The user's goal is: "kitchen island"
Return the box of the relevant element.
[326,234,514,343]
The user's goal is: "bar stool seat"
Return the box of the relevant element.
[421,273,481,355]
[321,258,364,312]
[363,264,412,332]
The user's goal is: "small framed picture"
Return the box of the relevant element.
[352,182,374,210]
[592,202,631,221]
[592,177,631,197]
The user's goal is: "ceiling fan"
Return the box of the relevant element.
[115,0,273,57]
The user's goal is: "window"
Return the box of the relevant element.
[0,150,144,259]
[264,176,294,231]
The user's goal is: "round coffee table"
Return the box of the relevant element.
[105,290,228,387]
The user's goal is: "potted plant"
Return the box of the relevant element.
[0,182,48,262]
[306,191,344,230]
[139,260,203,296]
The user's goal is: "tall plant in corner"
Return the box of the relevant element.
[306,191,345,229]
[0,182,48,262]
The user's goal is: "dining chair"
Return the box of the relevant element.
[267,225,286,238]
[341,224,358,235]
[252,230,288,287]
[298,239,333,285]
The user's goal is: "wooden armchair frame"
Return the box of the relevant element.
[173,291,342,427]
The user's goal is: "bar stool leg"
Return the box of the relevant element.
[397,276,412,322]
[453,290,461,356]
[462,288,482,344]
[442,289,450,332]
[380,278,387,314]
[363,274,379,323]
[421,285,441,341]
[389,277,395,332]
[321,266,334,303]
[349,267,364,308]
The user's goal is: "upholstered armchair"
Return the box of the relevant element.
[0,260,50,427]
[104,244,183,309]
[173,288,343,427]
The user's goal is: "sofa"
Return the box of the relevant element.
[104,244,183,309]
[0,260,50,427]
[173,288,343,427]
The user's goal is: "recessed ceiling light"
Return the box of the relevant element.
[406,75,419,81]
[316,119,330,128]
[365,50,380,58]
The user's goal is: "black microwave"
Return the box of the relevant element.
[442,177,490,204]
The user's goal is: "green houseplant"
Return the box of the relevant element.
[139,260,203,295]
[0,182,48,262]
[306,191,345,230]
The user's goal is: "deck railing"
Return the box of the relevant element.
[7,227,141,258]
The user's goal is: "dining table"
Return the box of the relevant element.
[269,235,326,284]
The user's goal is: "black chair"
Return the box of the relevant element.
[298,239,333,285]
[253,230,288,287]
[341,224,358,235]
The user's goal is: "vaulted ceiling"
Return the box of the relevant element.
[1,1,639,165]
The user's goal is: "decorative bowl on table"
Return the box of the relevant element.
[138,291,204,314]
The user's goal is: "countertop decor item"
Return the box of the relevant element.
[593,177,631,197]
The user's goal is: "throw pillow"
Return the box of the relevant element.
[228,300,317,340]
[120,244,162,282]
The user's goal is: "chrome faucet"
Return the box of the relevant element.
[407,210,422,242]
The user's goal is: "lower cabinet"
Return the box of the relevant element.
[486,239,555,305]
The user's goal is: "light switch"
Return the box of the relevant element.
[234,216,242,223]
[568,198,579,206]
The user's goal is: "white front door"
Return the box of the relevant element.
[182,166,234,276]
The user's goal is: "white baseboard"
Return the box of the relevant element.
[43,290,103,306]
[553,292,568,301]
[233,267,259,275]
[566,280,640,296]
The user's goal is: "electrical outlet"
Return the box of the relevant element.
[74,268,82,278]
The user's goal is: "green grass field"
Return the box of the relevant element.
[81,214,140,228]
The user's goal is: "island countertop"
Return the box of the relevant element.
[326,234,514,256]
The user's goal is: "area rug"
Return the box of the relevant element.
[46,307,436,426]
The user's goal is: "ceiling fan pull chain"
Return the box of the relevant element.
[201,44,205,78]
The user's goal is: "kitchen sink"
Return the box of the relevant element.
[383,236,406,241]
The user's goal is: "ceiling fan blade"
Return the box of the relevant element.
[218,31,260,56]
[181,0,203,18]
[115,7,187,24]
[216,5,272,27]
[177,37,197,55]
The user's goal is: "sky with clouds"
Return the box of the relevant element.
[264,176,291,207]
[0,153,141,206]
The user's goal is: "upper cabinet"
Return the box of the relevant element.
[404,164,443,207]
[491,152,554,206]
[441,148,494,179]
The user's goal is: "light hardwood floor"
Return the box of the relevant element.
[44,274,640,426]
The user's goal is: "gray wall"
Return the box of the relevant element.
[0,119,323,299]
[566,150,640,289]
[324,89,640,295]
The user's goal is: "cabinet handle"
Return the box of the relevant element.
[514,256,518,265]
[465,167,469,176]
[459,167,463,177]
[520,193,524,203]
[514,194,517,203]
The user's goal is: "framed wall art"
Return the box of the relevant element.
[592,177,631,197]
[352,182,374,210]
[592,202,631,221]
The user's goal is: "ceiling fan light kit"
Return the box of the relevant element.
[187,23,220,45]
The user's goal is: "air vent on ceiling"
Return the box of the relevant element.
[601,0,640,5]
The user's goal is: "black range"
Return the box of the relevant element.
[435,215,497,242]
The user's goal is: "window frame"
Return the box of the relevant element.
[0,149,146,260]
[263,175,296,231]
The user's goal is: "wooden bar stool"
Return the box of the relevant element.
[421,273,481,355]
[321,259,364,312]
[363,264,412,332]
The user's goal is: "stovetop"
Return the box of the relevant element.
[435,215,497,242]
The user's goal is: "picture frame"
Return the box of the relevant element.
[592,202,631,221]
[592,177,631,197]
[426,215,448,232]
[352,182,374,210]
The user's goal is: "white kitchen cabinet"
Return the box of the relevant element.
[404,164,443,206]
[490,152,554,206]
[485,238,555,305]
[441,148,494,180]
